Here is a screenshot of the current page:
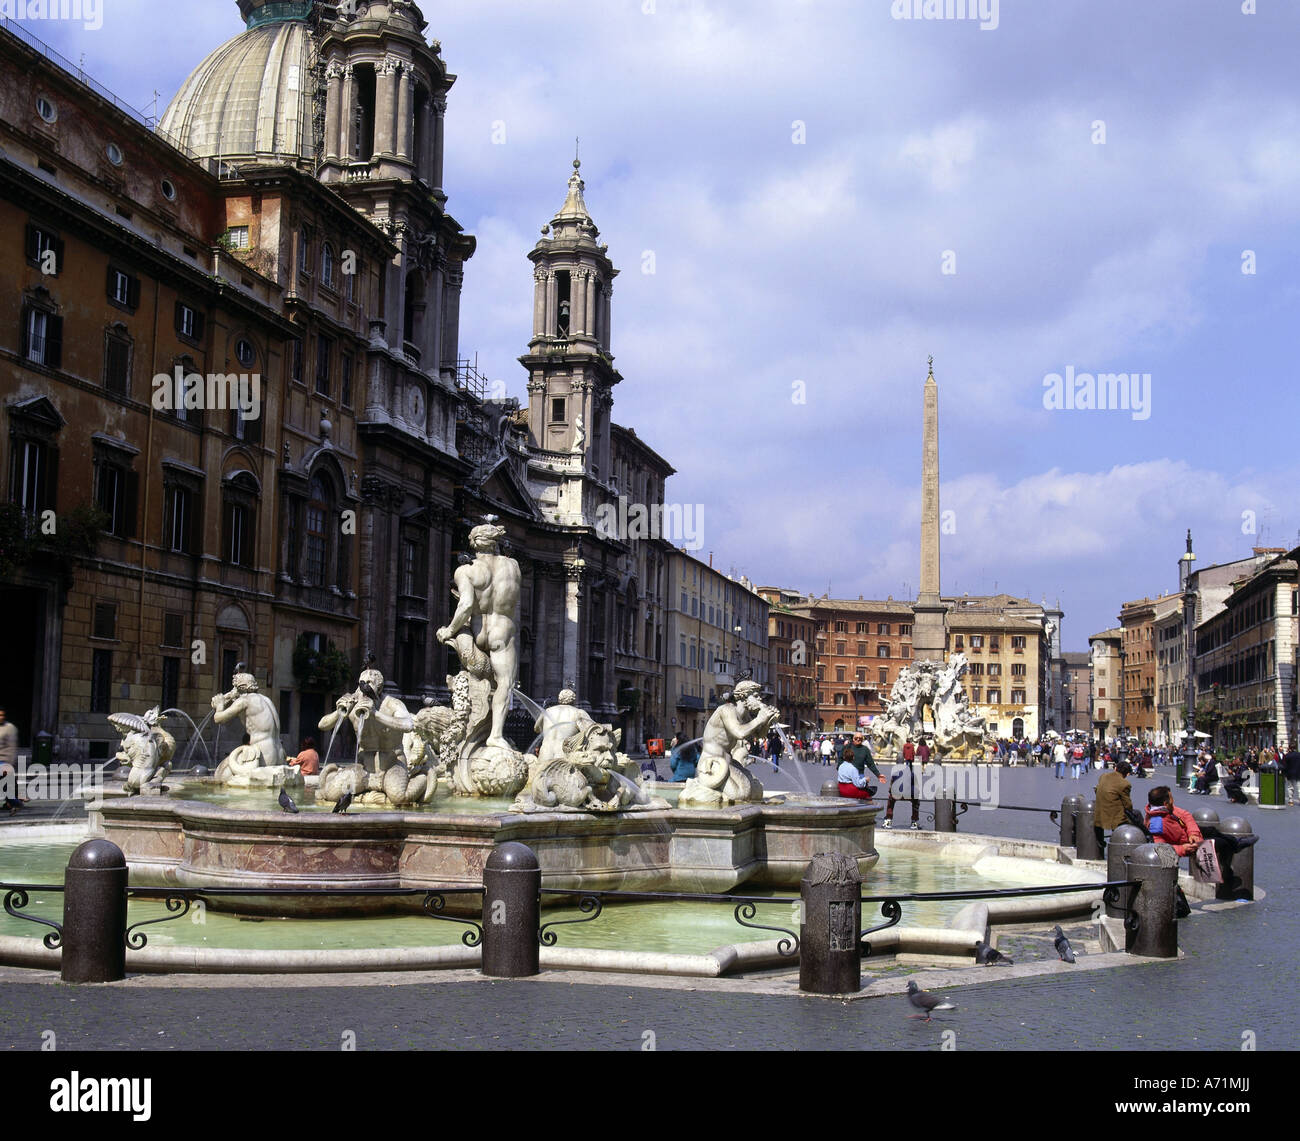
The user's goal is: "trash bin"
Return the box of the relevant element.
[1259,760,1285,809]
[1175,749,1195,788]
[34,730,53,767]
[647,739,665,758]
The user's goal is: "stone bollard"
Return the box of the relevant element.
[1075,800,1102,860]
[1105,824,1147,919]
[1060,795,1082,847]
[61,839,128,984]
[821,780,841,799]
[481,841,541,978]
[1215,816,1255,901]
[934,775,957,833]
[799,852,862,995]
[1125,843,1179,958]
[1190,805,1221,838]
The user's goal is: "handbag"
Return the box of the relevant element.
[1191,838,1223,885]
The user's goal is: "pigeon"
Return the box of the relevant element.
[906,980,956,1021]
[1053,925,1076,963]
[278,788,299,814]
[332,791,353,815]
[974,939,1014,966]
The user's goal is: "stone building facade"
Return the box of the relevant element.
[664,553,769,742]
[0,3,688,755]
[1088,628,1123,740]
[757,587,818,734]
[1061,650,1091,734]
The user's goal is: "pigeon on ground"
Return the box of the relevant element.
[278,788,299,814]
[1053,925,1076,963]
[906,980,956,1021]
[974,939,1014,966]
[332,791,353,815]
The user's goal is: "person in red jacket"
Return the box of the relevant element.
[1143,785,1202,856]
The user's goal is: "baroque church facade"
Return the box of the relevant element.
[0,0,673,757]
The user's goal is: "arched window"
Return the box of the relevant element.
[304,473,332,587]
[222,472,258,568]
[321,244,335,289]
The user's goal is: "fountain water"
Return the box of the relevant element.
[161,707,214,769]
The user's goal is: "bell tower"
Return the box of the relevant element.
[521,157,621,480]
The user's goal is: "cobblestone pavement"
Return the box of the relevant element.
[0,764,1295,1051]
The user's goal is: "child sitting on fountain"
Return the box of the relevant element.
[289,737,320,776]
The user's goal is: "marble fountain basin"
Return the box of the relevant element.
[90,793,881,917]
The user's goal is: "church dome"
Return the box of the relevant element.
[160,2,320,166]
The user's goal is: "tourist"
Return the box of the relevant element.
[0,707,21,815]
[1221,757,1249,805]
[1070,740,1086,780]
[768,729,783,771]
[837,735,880,800]
[820,737,835,766]
[1053,737,1068,780]
[288,736,321,776]
[1143,786,1202,859]
[1281,743,1300,807]
[670,741,697,781]
[1093,760,1133,857]
[885,737,921,830]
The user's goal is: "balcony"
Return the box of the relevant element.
[676,693,705,711]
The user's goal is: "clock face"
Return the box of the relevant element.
[408,385,424,423]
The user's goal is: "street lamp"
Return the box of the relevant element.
[1118,644,1128,749]
[1178,529,1196,787]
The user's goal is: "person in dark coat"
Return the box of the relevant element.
[1093,760,1133,855]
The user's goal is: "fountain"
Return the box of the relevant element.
[83,521,879,916]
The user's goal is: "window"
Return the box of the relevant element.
[107,266,140,311]
[401,536,424,597]
[321,244,335,288]
[93,603,116,640]
[835,666,845,683]
[988,663,1002,677]
[856,622,868,634]
[877,623,889,636]
[161,658,180,713]
[166,484,194,554]
[1098,687,1106,698]
[160,179,176,201]
[21,305,62,368]
[235,338,256,368]
[835,621,847,633]
[857,642,866,656]
[9,437,52,515]
[36,95,57,123]
[986,688,1001,704]
[899,624,912,637]
[346,260,359,303]
[969,635,984,650]
[225,226,250,250]
[1012,635,1026,652]
[833,693,847,706]
[163,612,184,648]
[298,228,312,275]
[90,649,113,714]
[315,335,332,396]
[679,642,686,667]
[222,473,257,567]
[304,480,330,586]
[836,642,845,655]
[1011,689,1026,705]
[175,301,205,343]
[970,687,981,703]
[900,645,910,659]
[290,338,304,385]
[551,397,565,422]
[856,668,866,683]
[93,447,137,538]
[1011,663,1026,677]
[877,644,890,658]
[104,330,132,397]
[25,223,63,274]
[954,635,964,651]
[341,353,354,408]
[990,637,1000,653]
[879,668,888,684]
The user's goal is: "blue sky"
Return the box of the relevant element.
[21,0,1300,648]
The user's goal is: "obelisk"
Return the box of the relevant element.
[912,356,948,661]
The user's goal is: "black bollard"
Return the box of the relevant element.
[1190,805,1220,838]
[61,839,128,984]
[1105,824,1146,919]
[934,774,957,833]
[1215,817,1255,901]
[1060,795,1082,847]
[799,852,862,995]
[481,841,541,978]
[1075,800,1102,860]
[1125,843,1179,958]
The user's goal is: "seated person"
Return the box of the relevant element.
[1221,759,1249,805]
[288,736,321,776]
[837,738,880,801]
